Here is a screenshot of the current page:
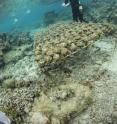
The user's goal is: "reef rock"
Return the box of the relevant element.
[34,22,114,72]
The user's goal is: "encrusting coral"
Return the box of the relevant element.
[34,22,114,72]
[29,82,92,124]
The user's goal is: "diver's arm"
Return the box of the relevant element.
[62,0,70,7]
[65,0,69,4]
[79,0,83,11]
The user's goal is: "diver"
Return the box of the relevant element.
[62,0,85,22]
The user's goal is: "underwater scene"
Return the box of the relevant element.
[0,0,117,124]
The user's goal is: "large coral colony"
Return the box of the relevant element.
[35,22,113,72]
[0,22,116,124]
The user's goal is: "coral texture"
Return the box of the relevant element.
[34,22,114,72]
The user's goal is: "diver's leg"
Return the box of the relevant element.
[78,11,83,22]
[71,7,78,22]
[78,11,88,23]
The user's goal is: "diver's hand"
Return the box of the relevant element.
[62,3,66,7]
[62,2,70,7]
[79,5,83,10]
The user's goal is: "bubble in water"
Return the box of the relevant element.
[26,9,31,14]
[14,18,18,23]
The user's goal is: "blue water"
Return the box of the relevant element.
[0,0,92,32]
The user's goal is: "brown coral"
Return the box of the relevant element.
[34,22,114,72]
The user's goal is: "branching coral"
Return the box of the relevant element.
[34,22,114,72]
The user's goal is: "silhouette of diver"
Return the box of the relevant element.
[62,0,85,22]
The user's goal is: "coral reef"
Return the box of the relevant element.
[0,32,36,123]
[0,32,33,68]
[29,81,92,124]
[0,48,4,67]
[4,44,32,64]
[0,26,117,124]
[0,56,39,82]
[87,0,117,24]
[0,80,41,124]
[0,1,117,124]
[0,33,10,68]
[6,32,33,46]
[0,33,10,51]
[34,22,114,72]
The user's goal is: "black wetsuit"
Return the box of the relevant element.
[65,0,83,22]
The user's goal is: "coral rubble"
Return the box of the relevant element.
[34,22,114,72]
[0,81,41,123]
